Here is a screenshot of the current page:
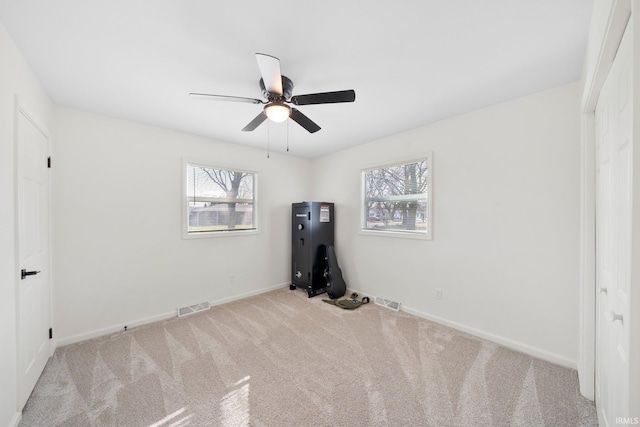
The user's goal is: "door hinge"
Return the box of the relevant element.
[49,328,52,339]
[47,157,51,168]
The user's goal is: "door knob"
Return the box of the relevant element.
[609,310,623,323]
[21,269,41,280]
[599,287,608,294]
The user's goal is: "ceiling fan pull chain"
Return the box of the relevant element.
[267,121,270,159]
[287,120,289,152]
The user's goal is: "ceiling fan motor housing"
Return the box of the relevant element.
[260,76,293,100]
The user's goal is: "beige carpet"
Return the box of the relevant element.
[20,288,597,426]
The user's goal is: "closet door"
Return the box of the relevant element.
[594,19,633,426]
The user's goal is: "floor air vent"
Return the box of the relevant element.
[178,302,211,317]
[374,296,401,311]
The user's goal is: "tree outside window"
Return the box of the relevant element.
[186,163,256,234]
[362,158,431,237]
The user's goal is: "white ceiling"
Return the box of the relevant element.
[0,0,594,158]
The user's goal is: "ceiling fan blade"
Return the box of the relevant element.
[290,108,321,133]
[189,93,264,104]
[291,89,355,106]
[241,111,267,131]
[255,53,283,96]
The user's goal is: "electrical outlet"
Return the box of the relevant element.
[435,288,443,300]
[230,274,235,284]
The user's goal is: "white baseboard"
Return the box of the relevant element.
[55,309,176,347]
[54,283,575,370]
[347,287,577,369]
[55,283,289,348]
[8,411,21,427]
[209,282,289,307]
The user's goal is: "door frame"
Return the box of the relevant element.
[13,94,54,410]
[580,0,640,417]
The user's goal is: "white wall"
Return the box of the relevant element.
[52,107,311,344]
[0,22,53,427]
[311,83,581,366]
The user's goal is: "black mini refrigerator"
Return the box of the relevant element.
[290,202,334,297]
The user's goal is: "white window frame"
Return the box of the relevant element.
[182,159,260,239]
[359,153,433,240]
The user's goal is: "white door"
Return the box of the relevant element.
[594,19,633,427]
[16,105,51,409]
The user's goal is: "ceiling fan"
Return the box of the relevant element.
[190,53,356,133]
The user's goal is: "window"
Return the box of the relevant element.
[361,154,432,239]
[185,162,257,236]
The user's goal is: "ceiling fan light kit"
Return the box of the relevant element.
[264,102,291,123]
[191,53,355,134]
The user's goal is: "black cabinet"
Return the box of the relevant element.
[290,202,334,297]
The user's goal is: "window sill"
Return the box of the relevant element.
[182,228,260,239]
[359,229,431,240]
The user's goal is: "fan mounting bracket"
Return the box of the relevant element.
[260,75,294,101]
